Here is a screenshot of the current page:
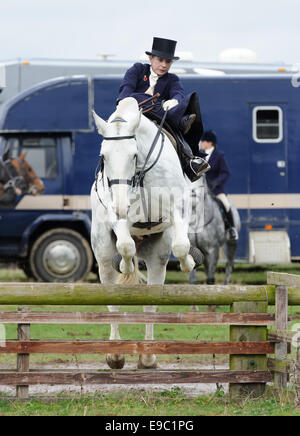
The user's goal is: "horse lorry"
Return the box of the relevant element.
[0,57,295,114]
[0,72,299,281]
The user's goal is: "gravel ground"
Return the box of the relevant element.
[0,362,228,398]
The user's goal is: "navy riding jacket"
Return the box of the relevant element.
[205,147,230,195]
[118,63,190,129]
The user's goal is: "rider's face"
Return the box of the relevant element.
[149,56,173,76]
[201,141,214,150]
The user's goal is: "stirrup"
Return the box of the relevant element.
[187,158,210,182]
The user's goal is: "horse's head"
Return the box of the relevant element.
[10,152,45,196]
[93,98,141,218]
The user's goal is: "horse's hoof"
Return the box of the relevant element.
[106,355,125,369]
[137,358,158,370]
[206,278,215,285]
[189,246,203,268]
[112,254,134,274]
[206,305,217,312]
[189,305,199,312]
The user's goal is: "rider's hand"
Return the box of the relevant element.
[162,99,178,111]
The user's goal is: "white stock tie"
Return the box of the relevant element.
[145,69,159,96]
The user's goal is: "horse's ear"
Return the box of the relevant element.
[92,110,107,135]
[19,152,27,161]
[128,109,142,133]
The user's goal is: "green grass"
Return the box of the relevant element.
[0,388,299,416]
[166,261,300,285]
[1,261,300,284]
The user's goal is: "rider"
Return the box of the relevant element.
[200,130,238,240]
[117,37,210,182]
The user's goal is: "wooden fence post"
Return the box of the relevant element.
[274,286,288,390]
[16,307,30,400]
[229,301,268,401]
[296,336,300,404]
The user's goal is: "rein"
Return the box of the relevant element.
[133,108,167,188]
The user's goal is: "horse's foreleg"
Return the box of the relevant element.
[172,210,195,272]
[96,259,125,369]
[114,219,136,274]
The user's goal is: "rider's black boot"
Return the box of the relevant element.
[225,209,239,241]
[178,138,210,182]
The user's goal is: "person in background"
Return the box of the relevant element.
[117,36,209,182]
[200,130,238,240]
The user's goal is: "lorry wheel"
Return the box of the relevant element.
[29,228,93,282]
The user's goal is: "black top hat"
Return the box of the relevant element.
[145,37,179,61]
[202,130,217,144]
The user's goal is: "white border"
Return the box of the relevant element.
[252,106,283,143]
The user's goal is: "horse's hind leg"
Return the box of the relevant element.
[206,247,219,285]
[97,257,125,370]
[224,240,238,285]
[189,269,198,284]
[137,235,170,369]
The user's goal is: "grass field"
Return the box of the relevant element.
[0,264,299,416]
[0,388,299,416]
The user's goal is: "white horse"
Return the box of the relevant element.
[91,97,197,369]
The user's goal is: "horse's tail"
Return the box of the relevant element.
[116,256,146,285]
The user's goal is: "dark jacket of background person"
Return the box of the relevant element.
[206,147,230,195]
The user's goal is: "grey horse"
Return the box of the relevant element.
[188,175,241,285]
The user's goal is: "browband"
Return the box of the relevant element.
[102,135,136,141]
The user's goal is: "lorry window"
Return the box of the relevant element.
[6,137,58,178]
[252,106,283,143]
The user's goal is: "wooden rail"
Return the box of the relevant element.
[0,340,275,355]
[0,311,275,325]
[0,371,274,386]
[0,282,299,305]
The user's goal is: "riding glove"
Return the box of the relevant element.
[162,99,179,111]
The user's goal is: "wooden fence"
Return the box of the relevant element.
[0,275,299,401]
[267,272,300,399]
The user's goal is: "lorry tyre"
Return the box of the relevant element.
[29,228,93,282]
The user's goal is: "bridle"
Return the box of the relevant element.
[102,132,137,189]
[0,157,26,194]
[94,105,168,212]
